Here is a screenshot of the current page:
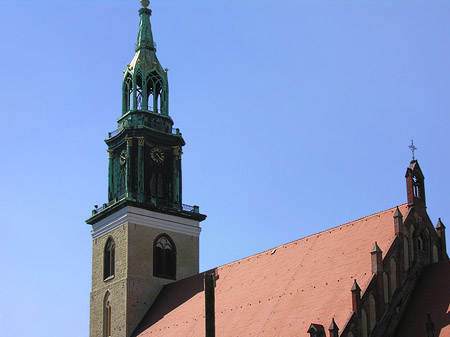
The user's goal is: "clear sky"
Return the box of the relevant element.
[0,0,449,336]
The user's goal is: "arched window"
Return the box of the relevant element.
[104,238,115,280]
[403,237,410,269]
[103,292,112,337]
[409,225,415,264]
[432,245,439,263]
[122,75,132,114]
[153,234,176,279]
[136,72,143,110]
[383,271,389,304]
[418,236,424,250]
[361,308,368,337]
[413,175,421,198]
[369,293,376,333]
[390,259,397,297]
[146,72,162,113]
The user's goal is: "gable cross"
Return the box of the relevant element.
[409,140,417,161]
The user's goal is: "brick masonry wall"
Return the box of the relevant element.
[90,219,200,337]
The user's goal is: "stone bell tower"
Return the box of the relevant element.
[86,2,206,336]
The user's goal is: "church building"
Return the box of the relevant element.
[86,2,449,336]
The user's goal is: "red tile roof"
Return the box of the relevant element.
[395,259,450,337]
[134,204,408,337]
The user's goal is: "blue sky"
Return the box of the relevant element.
[0,1,449,336]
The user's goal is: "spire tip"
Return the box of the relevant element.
[141,0,149,8]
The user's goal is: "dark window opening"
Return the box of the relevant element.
[119,169,126,197]
[418,236,424,250]
[136,73,143,110]
[146,72,162,114]
[153,235,176,279]
[157,174,164,198]
[412,176,422,199]
[104,238,115,280]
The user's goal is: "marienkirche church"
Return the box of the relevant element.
[86,2,450,336]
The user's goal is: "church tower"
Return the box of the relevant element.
[86,2,206,336]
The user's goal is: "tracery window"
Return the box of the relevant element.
[146,72,163,113]
[104,238,115,280]
[153,234,176,279]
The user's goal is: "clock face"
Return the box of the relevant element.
[150,147,165,164]
[119,149,127,166]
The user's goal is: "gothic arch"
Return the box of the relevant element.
[403,237,410,269]
[432,244,439,263]
[390,258,397,298]
[369,293,376,333]
[361,308,368,337]
[153,234,176,279]
[104,237,115,280]
[383,271,389,303]
[103,291,112,337]
[409,224,415,264]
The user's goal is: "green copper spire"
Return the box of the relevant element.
[121,1,169,117]
[136,1,155,52]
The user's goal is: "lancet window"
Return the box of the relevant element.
[123,75,133,113]
[104,238,115,280]
[146,72,163,113]
[103,292,112,337]
[390,258,397,297]
[136,72,144,110]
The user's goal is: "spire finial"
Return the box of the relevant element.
[136,1,155,52]
[409,140,417,161]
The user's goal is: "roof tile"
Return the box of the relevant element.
[134,204,408,337]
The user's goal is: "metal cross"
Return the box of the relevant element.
[409,140,417,161]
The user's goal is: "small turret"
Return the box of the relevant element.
[405,160,426,209]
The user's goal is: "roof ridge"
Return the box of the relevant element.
[210,203,407,272]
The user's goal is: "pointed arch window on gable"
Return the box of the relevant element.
[390,258,397,297]
[418,235,424,251]
[413,176,422,199]
[104,238,115,281]
[361,308,368,337]
[153,234,176,279]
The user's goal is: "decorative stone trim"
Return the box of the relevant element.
[91,206,201,239]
